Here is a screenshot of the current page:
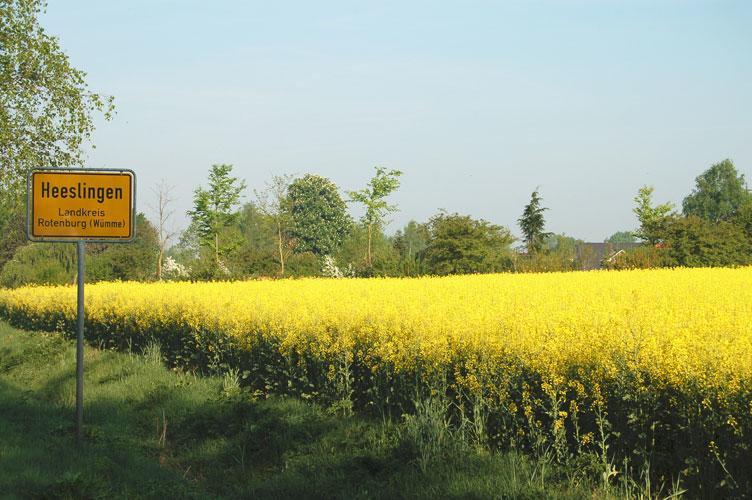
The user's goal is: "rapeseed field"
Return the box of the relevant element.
[1,267,750,493]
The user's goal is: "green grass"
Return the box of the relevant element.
[0,321,618,499]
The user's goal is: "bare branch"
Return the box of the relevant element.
[150,179,178,279]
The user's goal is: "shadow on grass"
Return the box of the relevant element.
[0,377,397,499]
[0,378,200,498]
[0,325,588,500]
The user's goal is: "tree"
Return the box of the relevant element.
[287,174,352,256]
[422,212,515,275]
[661,215,752,268]
[732,199,752,240]
[187,164,246,267]
[518,189,551,253]
[149,179,177,280]
[633,186,675,244]
[335,224,400,277]
[605,231,637,244]
[87,214,160,281]
[171,221,201,266]
[348,167,402,267]
[1,214,158,286]
[682,159,751,222]
[392,220,430,276]
[545,233,579,254]
[0,0,114,264]
[233,202,278,277]
[516,233,581,272]
[0,242,76,287]
[0,200,26,266]
[255,174,295,276]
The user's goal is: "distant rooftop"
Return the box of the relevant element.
[576,242,642,270]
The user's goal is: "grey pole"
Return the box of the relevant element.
[76,240,85,445]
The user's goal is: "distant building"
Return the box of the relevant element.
[576,242,641,270]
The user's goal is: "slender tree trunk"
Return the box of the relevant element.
[277,221,285,276]
[157,246,164,280]
[367,224,373,267]
[214,232,219,266]
[407,241,412,276]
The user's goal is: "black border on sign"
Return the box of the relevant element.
[27,168,137,243]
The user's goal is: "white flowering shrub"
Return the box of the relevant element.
[217,259,231,276]
[162,256,190,280]
[321,255,343,278]
[321,256,355,278]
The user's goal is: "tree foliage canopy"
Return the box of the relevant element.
[288,174,352,256]
[0,0,114,192]
[682,159,751,222]
[393,221,429,259]
[422,212,515,275]
[633,186,675,244]
[518,189,551,253]
[0,0,114,267]
[662,215,752,268]
[348,167,402,267]
[348,167,402,229]
[187,164,246,265]
[605,231,637,244]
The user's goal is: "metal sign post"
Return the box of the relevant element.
[27,168,135,446]
[76,240,85,445]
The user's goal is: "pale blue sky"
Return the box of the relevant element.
[42,1,751,241]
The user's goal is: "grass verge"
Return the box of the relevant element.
[0,321,627,499]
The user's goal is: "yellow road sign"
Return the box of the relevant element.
[28,169,136,242]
